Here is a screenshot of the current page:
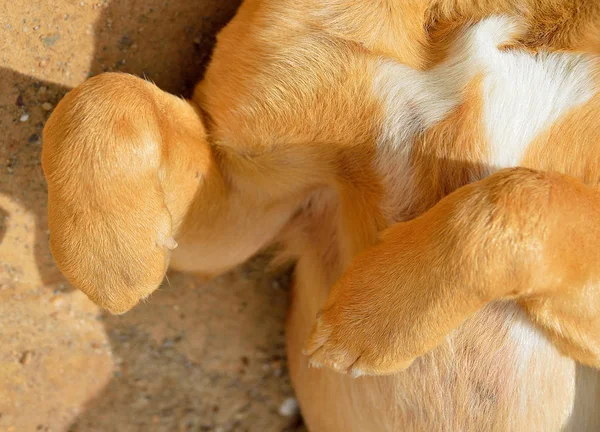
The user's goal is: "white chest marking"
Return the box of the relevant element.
[478,42,595,168]
[372,16,596,221]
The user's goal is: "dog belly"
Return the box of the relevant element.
[286,253,600,431]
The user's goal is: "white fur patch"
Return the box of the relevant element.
[373,16,596,220]
[373,17,522,153]
[372,17,517,220]
[476,20,595,168]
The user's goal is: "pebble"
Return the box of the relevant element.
[42,34,61,47]
[41,102,53,111]
[50,295,64,307]
[39,59,47,68]
[119,34,133,49]
[271,359,283,373]
[278,397,299,417]
[38,85,47,94]
[19,113,29,122]
[20,351,33,365]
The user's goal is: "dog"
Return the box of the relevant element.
[42,0,600,430]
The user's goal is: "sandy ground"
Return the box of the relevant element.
[0,1,305,431]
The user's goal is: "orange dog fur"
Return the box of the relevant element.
[42,0,600,430]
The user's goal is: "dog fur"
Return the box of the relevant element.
[42,0,600,430]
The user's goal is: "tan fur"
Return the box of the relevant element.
[307,168,600,372]
[42,0,600,429]
[522,69,600,183]
[410,74,489,213]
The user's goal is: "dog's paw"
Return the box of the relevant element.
[304,300,415,377]
[302,222,444,377]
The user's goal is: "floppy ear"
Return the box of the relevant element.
[43,73,210,314]
[305,167,600,376]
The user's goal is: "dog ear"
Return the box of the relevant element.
[306,168,600,376]
[43,73,209,314]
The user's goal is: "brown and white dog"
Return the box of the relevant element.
[42,0,600,430]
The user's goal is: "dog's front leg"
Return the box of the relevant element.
[306,167,600,375]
